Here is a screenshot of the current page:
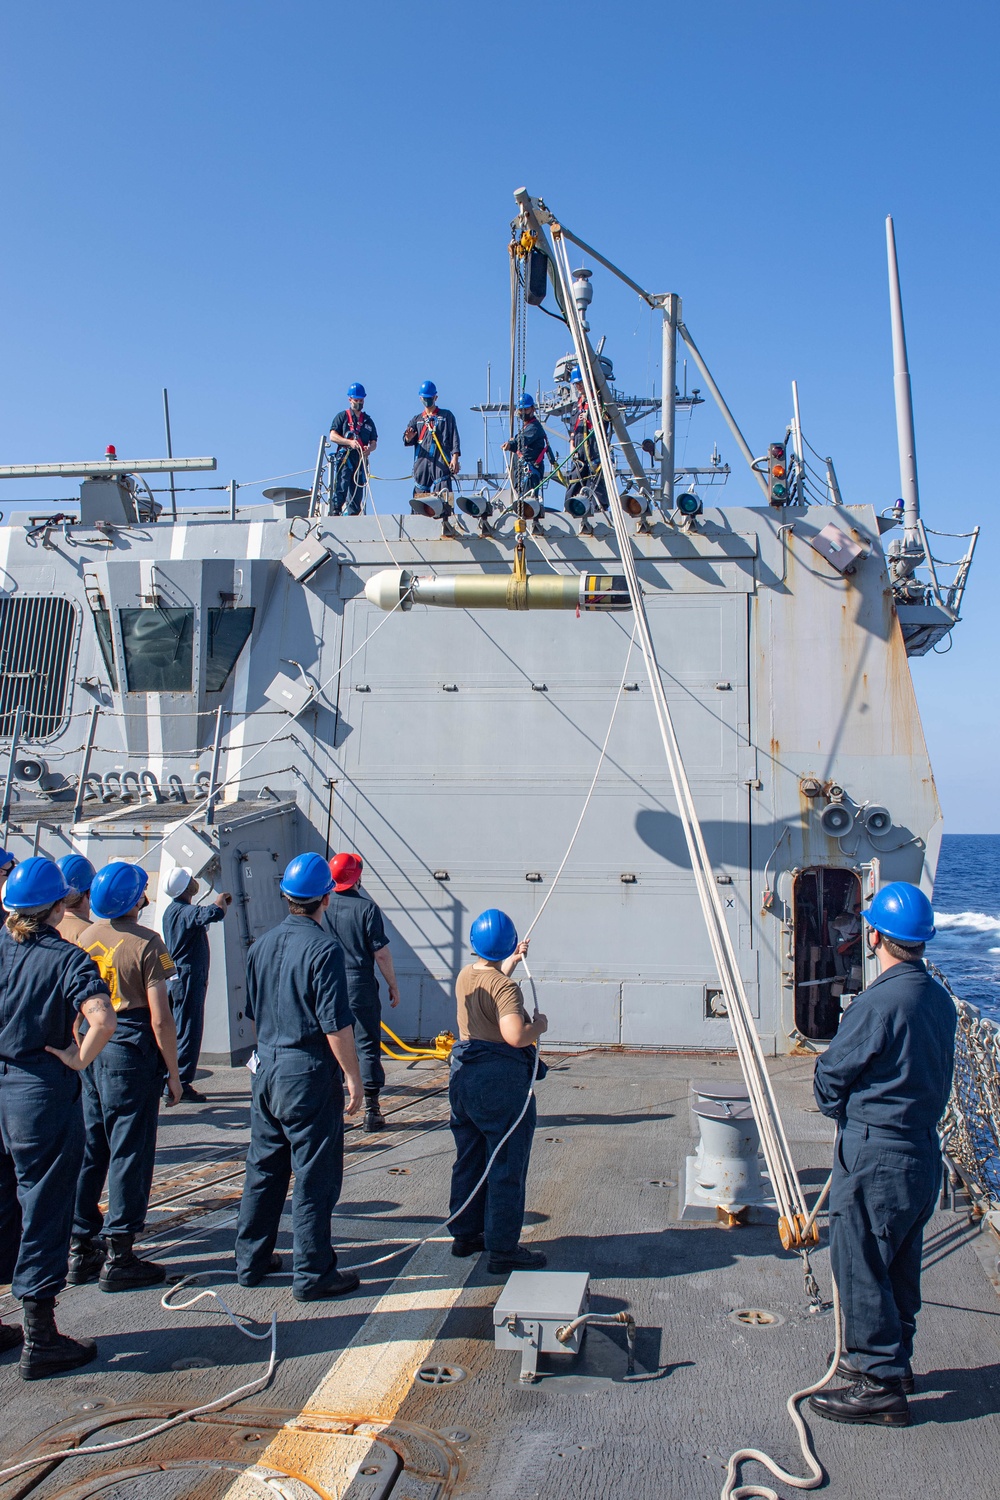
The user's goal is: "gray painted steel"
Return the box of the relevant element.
[0,500,940,1059]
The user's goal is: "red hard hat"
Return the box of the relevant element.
[329,851,363,892]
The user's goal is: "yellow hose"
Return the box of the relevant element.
[380,1021,455,1061]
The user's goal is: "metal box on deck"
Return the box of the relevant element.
[493,1270,590,1382]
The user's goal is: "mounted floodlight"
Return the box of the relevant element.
[564,492,593,520]
[676,489,703,518]
[862,805,893,836]
[512,493,544,521]
[819,802,855,837]
[456,489,493,520]
[410,493,448,519]
[621,490,651,517]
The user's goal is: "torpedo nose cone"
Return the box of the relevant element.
[365,568,411,611]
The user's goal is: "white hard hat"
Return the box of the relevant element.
[164,866,194,899]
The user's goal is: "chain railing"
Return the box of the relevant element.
[930,962,1000,1210]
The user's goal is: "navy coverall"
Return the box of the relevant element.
[506,418,550,499]
[163,897,225,1085]
[566,393,607,508]
[403,408,460,496]
[324,888,390,1092]
[0,928,108,1299]
[234,914,352,1297]
[329,408,378,516]
[449,1041,540,1255]
[813,961,956,1382]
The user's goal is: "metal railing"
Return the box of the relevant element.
[932,963,1000,1212]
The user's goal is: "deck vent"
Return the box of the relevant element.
[0,595,78,742]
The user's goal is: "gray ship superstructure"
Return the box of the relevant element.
[0,203,978,1067]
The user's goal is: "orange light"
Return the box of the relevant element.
[772,463,786,478]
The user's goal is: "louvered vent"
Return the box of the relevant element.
[0,596,78,741]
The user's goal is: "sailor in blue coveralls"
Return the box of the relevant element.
[324,852,401,1133]
[502,392,551,511]
[0,857,115,1379]
[328,383,378,516]
[809,881,956,1427]
[447,909,548,1275]
[234,852,365,1302]
[403,380,461,514]
[162,865,232,1102]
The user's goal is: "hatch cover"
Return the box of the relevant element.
[1,1406,457,1500]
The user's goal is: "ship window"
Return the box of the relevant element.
[119,608,194,693]
[792,867,864,1041]
[0,595,78,742]
[92,608,118,690]
[205,607,255,691]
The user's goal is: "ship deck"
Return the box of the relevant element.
[2,1051,999,1499]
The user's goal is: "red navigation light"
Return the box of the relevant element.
[105,445,117,458]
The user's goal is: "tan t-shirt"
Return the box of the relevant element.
[455,963,527,1044]
[57,909,91,946]
[78,916,176,1013]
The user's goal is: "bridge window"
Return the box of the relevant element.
[206,607,255,691]
[119,608,194,693]
[91,607,118,690]
[0,595,78,741]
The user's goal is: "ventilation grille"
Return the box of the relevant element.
[0,596,78,741]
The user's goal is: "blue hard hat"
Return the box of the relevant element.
[470,908,518,963]
[58,853,96,896]
[570,366,583,383]
[90,861,149,920]
[4,856,69,912]
[0,848,14,870]
[518,392,536,410]
[347,382,366,400]
[862,881,936,944]
[419,380,438,400]
[280,852,335,902]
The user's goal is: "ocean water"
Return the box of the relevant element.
[928,834,1000,1024]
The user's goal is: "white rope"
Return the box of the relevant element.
[0,1279,277,1486]
[550,229,809,1230]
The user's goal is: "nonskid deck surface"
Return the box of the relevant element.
[0,1054,998,1499]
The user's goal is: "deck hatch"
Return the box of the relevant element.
[0,594,79,742]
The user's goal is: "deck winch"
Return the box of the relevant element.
[364,565,631,612]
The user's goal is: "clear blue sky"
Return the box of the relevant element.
[1,2,996,829]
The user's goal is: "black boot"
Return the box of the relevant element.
[487,1245,547,1274]
[99,1234,166,1293]
[363,1090,386,1132]
[0,1320,23,1354]
[809,1374,910,1426]
[452,1234,485,1259]
[19,1298,96,1380]
[67,1235,107,1286]
[828,1350,915,1395]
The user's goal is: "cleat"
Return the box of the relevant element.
[19,1299,97,1380]
[809,1375,910,1426]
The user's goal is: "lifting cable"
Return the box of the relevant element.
[549,226,841,1500]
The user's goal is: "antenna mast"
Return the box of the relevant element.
[886,215,920,539]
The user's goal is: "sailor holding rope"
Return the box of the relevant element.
[447,909,548,1275]
[328,383,378,516]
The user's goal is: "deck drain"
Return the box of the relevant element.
[171,1356,216,1369]
[728,1308,785,1328]
[387,1166,410,1175]
[647,1179,676,1188]
[415,1363,466,1385]
[543,1136,562,1143]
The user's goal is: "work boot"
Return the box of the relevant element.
[180,1083,206,1103]
[809,1374,910,1426]
[828,1350,915,1395]
[452,1234,485,1259]
[487,1245,547,1274]
[363,1090,386,1132]
[99,1234,166,1293]
[0,1321,23,1354]
[293,1269,361,1303]
[237,1253,283,1288]
[67,1235,107,1286]
[19,1298,97,1380]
